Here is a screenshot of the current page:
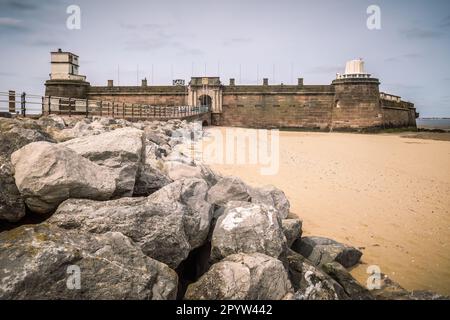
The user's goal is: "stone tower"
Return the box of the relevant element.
[45,49,89,99]
[331,59,382,130]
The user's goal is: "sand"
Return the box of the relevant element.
[202,127,450,296]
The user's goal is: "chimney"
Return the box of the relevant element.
[263,78,268,86]
[229,78,235,86]
[107,80,114,87]
[142,78,147,87]
[58,48,62,53]
[297,78,304,86]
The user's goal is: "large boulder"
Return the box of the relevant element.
[185,253,293,300]
[369,273,449,300]
[61,127,144,197]
[0,119,55,221]
[292,236,362,268]
[48,178,213,268]
[322,262,374,300]
[207,176,251,206]
[0,224,178,299]
[286,250,348,300]
[133,140,172,196]
[281,219,303,247]
[0,118,54,158]
[0,157,25,222]
[249,185,290,219]
[11,141,116,214]
[211,202,286,261]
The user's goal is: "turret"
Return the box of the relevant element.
[44,49,89,99]
[331,59,382,130]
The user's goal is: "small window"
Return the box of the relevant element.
[290,104,296,107]
[255,104,263,108]
[273,104,280,108]
[237,104,244,108]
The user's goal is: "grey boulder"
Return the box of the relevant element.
[286,250,348,300]
[0,157,25,222]
[0,223,178,299]
[282,219,303,247]
[211,202,286,261]
[207,176,251,206]
[48,178,212,268]
[249,185,290,219]
[185,253,293,300]
[11,141,116,214]
[321,262,374,300]
[292,236,362,268]
[61,127,144,197]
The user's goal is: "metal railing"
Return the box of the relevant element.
[0,90,210,120]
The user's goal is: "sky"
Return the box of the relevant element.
[0,0,449,117]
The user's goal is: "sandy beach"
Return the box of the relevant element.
[203,127,450,296]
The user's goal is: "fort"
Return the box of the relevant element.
[45,49,418,130]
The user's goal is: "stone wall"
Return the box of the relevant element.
[219,86,334,129]
[87,86,187,106]
[44,80,417,130]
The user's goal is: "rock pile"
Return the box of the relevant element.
[0,115,447,300]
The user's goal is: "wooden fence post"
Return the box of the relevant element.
[8,90,15,113]
[86,99,89,118]
[20,92,26,117]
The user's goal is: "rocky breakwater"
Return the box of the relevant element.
[0,115,447,300]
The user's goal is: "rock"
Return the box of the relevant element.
[0,118,54,158]
[0,119,55,221]
[211,202,286,261]
[48,178,212,269]
[282,219,303,247]
[370,273,449,300]
[37,115,66,130]
[322,262,374,300]
[61,127,144,197]
[249,185,290,219]
[164,161,203,181]
[144,128,170,146]
[11,141,116,214]
[147,178,213,250]
[0,224,178,299]
[185,253,293,300]
[286,250,348,300]
[207,176,251,206]
[292,236,362,268]
[0,157,25,222]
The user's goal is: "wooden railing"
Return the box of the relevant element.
[0,90,210,120]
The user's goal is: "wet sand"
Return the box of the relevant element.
[204,128,450,295]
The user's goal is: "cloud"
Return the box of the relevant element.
[0,17,29,33]
[223,38,252,46]
[400,27,443,39]
[1,0,58,12]
[30,39,65,47]
[5,0,38,10]
[439,15,450,28]
[385,53,422,63]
